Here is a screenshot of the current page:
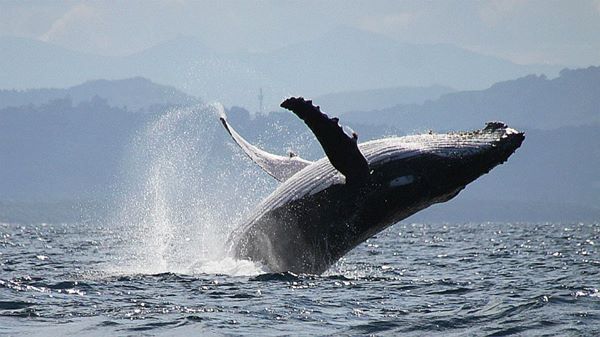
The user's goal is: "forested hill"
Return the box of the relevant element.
[343,66,600,131]
[0,77,198,112]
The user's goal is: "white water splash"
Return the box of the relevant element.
[108,104,272,276]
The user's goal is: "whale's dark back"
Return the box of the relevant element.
[231,123,524,274]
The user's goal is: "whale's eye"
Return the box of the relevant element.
[389,175,415,187]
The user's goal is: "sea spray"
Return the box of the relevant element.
[110,103,273,275]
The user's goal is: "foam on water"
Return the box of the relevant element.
[107,103,270,276]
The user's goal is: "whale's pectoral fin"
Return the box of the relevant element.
[280,97,369,184]
[220,114,313,182]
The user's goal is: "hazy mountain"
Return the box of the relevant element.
[244,27,561,97]
[344,66,600,131]
[0,36,118,89]
[0,28,564,111]
[0,77,199,111]
[0,36,276,112]
[1,67,598,222]
[314,85,455,114]
[117,36,281,111]
[0,97,147,202]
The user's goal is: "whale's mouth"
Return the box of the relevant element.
[483,121,524,144]
[440,121,524,190]
[482,121,525,164]
[434,121,525,164]
[392,122,525,215]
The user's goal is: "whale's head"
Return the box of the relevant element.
[356,122,524,229]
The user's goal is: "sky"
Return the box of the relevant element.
[1,0,599,66]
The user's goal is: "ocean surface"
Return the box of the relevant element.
[1,221,599,336]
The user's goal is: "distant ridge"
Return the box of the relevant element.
[0,60,598,222]
[343,66,600,130]
[314,85,455,114]
[0,28,563,111]
[0,77,199,111]
[245,26,562,99]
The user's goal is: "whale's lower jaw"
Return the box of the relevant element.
[231,123,524,274]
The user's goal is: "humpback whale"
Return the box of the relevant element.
[221,97,524,274]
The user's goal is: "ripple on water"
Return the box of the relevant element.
[0,222,599,336]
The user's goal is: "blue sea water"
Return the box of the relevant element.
[1,221,599,336]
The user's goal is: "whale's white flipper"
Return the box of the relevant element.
[220,115,313,182]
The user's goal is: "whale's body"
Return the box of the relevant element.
[222,98,524,274]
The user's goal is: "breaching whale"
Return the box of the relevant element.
[220,97,524,274]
